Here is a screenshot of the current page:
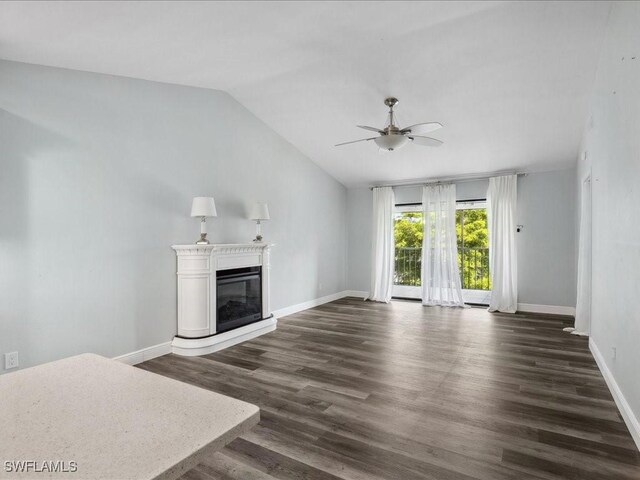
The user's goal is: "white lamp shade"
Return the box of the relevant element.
[250,203,270,221]
[190,197,217,217]
[374,134,409,151]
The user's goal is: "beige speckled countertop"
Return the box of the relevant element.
[0,353,259,480]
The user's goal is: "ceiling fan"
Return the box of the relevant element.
[335,97,443,151]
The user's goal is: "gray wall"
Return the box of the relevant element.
[0,60,347,371]
[346,187,372,292]
[347,170,576,308]
[517,169,576,307]
[393,180,491,205]
[575,2,640,427]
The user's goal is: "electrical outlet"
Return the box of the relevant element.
[4,351,18,370]
[611,347,617,360]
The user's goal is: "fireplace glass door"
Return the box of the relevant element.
[216,266,262,333]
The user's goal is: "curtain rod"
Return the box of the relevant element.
[369,171,527,190]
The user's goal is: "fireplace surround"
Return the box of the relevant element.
[170,243,276,356]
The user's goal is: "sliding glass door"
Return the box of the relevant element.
[456,200,491,304]
[392,200,492,304]
[392,205,423,299]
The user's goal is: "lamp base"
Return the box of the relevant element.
[195,233,209,245]
[253,235,263,243]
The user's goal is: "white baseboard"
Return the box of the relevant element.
[589,338,640,451]
[113,290,369,365]
[343,290,369,299]
[113,290,370,364]
[112,297,575,365]
[272,290,366,318]
[517,303,576,316]
[113,341,172,366]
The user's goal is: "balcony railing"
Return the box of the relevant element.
[394,246,491,290]
[459,247,490,291]
[394,247,421,286]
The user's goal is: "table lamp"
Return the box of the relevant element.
[191,197,217,244]
[250,203,270,242]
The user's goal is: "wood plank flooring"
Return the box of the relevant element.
[138,297,640,480]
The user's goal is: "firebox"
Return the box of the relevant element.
[216,266,262,333]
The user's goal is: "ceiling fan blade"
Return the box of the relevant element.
[335,137,377,147]
[408,135,443,147]
[357,125,384,133]
[401,122,443,135]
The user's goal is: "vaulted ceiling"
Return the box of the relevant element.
[0,1,610,186]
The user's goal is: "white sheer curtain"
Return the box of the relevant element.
[421,184,466,307]
[369,187,395,303]
[565,176,591,336]
[487,175,518,313]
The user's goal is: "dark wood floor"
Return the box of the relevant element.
[138,297,640,480]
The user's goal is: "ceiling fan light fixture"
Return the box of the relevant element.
[374,134,409,151]
[335,97,443,150]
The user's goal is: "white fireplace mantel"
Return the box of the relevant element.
[170,243,276,356]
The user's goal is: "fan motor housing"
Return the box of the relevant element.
[384,97,399,108]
